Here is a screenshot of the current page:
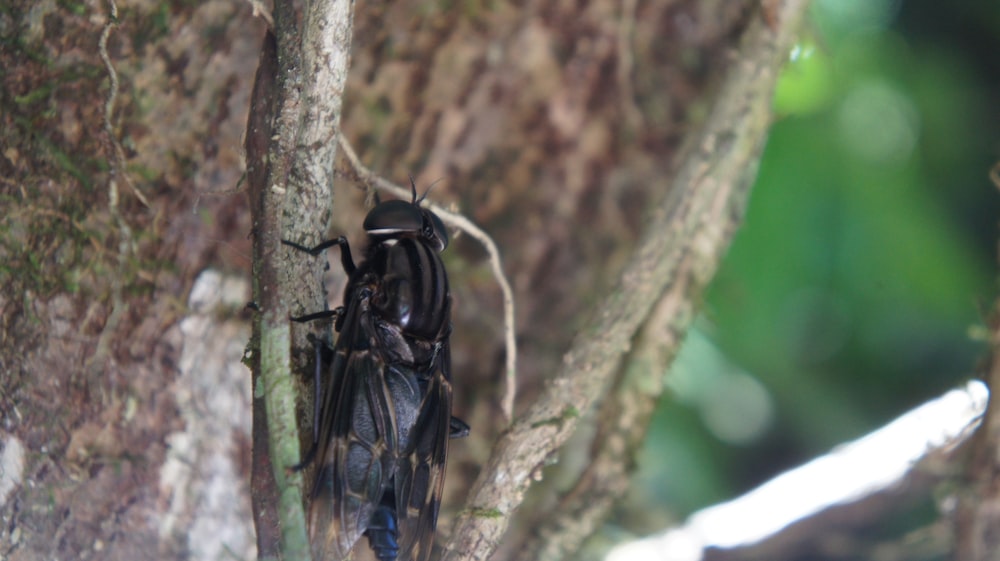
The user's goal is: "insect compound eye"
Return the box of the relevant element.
[364,200,423,237]
[422,209,448,251]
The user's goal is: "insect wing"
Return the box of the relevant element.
[309,293,398,560]
[394,340,455,561]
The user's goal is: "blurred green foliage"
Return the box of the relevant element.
[628,0,1000,526]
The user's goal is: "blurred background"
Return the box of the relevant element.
[622,0,999,545]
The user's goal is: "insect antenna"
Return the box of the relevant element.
[408,175,419,203]
[410,175,444,206]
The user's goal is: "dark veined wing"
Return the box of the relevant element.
[394,340,455,561]
[309,290,400,560]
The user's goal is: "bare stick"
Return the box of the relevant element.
[91,0,140,378]
[98,0,149,209]
[244,0,274,27]
[611,380,987,560]
[247,0,355,558]
[337,133,519,424]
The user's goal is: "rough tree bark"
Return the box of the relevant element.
[1,1,266,559]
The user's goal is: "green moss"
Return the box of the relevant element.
[529,405,580,429]
[127,163,160,183]
[131,2,172,52]
[54,0,87,16]
[14,83,54,105]
[467,507,503,519]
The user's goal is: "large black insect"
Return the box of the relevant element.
[283,185,467,561]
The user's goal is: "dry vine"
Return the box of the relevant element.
[93,0,143,378]
[336,134,519,424]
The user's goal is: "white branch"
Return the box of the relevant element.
[606,380,989,561]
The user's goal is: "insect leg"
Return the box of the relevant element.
[281,236,357,275]
[290,307,343,325]
[291,305,343,446]
[449,416,470,439]
[293,333,334,471]
[311,335,331,445]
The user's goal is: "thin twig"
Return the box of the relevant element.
[247,0,356,557]
[337,133,519,424]
[245,0,274,28]
[616,0,642,134]
[90,0,135,377]
[99,2,149,209]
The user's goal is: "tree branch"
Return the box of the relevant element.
[442,2,811,560]
[513,266,691,561]
[246,0,355,559]
[607,380,987,561]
